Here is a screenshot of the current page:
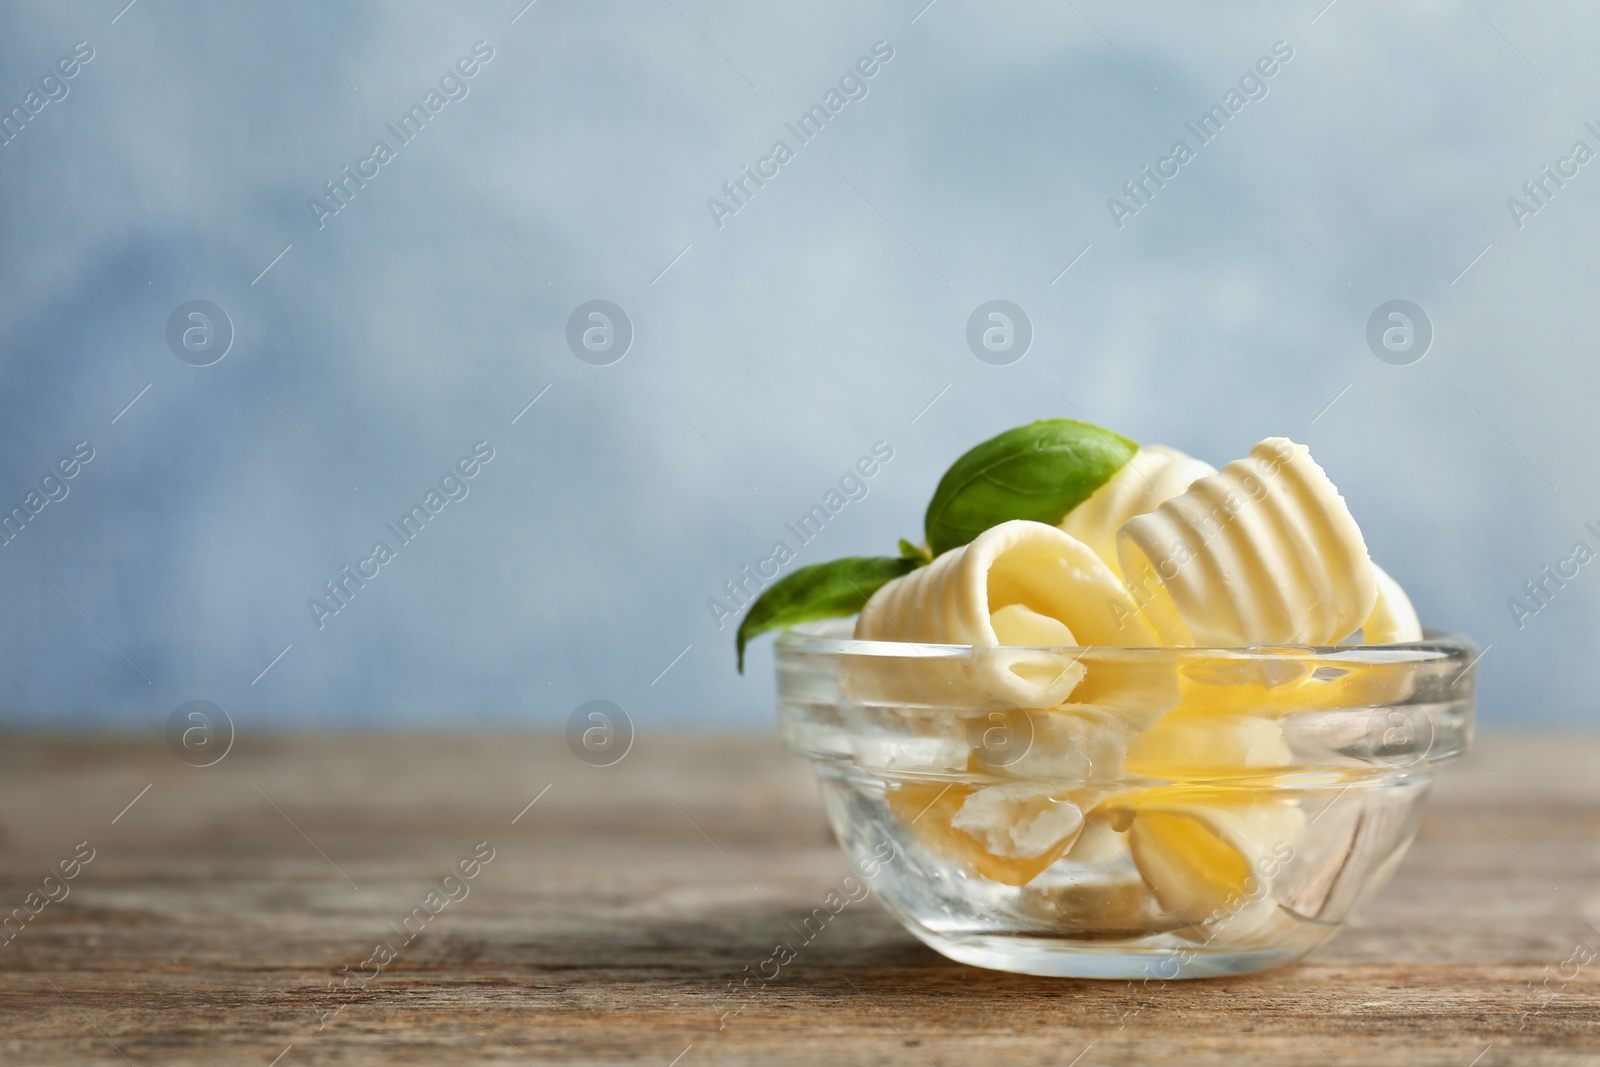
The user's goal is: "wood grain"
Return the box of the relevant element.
[0,734,1594,1065]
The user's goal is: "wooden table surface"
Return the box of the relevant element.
[0,733,1594,1065]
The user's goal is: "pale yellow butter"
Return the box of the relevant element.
[1060,444,1216,579]
[1118,438,1378,647]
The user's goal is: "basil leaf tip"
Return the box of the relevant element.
[897,538,932,564]
[735,555,918,672]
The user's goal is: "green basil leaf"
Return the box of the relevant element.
[923,418,1138,557]
[736,555,919,672]
[897,538,932,564]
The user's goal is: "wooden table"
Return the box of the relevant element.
[0,734,1594,1065]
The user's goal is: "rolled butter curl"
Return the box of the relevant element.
[856,520,1157,707]
[1118,438,1377,647]
[1101,788,1305,926]
[1060,444,1216,579]
[1362,563,1422,643]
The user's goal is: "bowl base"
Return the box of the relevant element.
[907,926,1315,979]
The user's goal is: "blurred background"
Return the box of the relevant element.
[0,0,1594,730]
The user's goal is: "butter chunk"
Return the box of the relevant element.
[950,784,1085,860]
[1362,563,1422,643]
[1124,712,1293,779]
[1060,444,1216,579]
[856,520,1156,707]
[886,781,1076,886]
[1118,438,1377,647]
[1102,789,1304,925]
[989,603,1077,647]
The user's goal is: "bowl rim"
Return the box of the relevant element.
[774,619,1479,664]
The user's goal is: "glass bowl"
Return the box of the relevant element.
[775,620,1476,979]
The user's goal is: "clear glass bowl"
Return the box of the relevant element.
[775,621,1476,979]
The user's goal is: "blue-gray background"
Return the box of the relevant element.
[1,0,1594,729]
